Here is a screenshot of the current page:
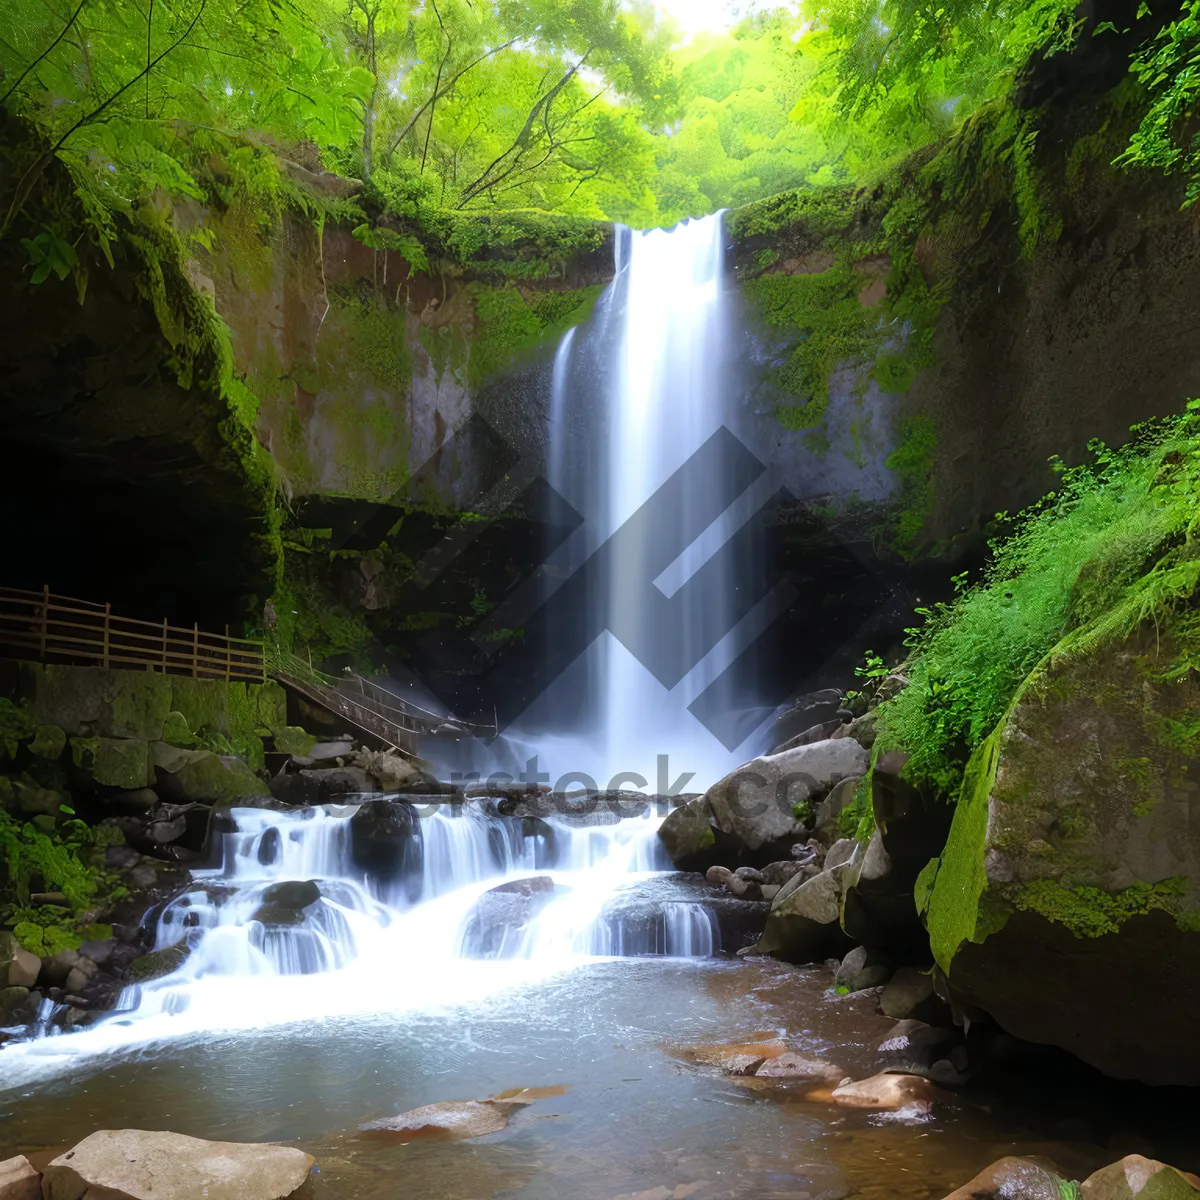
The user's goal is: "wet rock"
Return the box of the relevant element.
[734,866,765,884]
[705,865,733,887]
[0,1154,41,1200]
[881,967,947,1024]
[812,1072,939,1114]
[875,1019,968,1083]
[659,796,719,871]
[63,955,99,995]
[939,1157,1065,1200]
[834,945,892,992]
[40,949,80,987]
[0,987,37,1026]
[677,1036,787,1076]
[41,1129,314,1200]
[704,739,869,856]
[1080,1156,1200,1199]
[360,1099,510,1141]
[128,941,193,983]
[748,863,855,963]
[298,765,375,800]
[251,879,322,926]
[462,877,563,958]
[753,1052,843,1081]
[349,799,424,901]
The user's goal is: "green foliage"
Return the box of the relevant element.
[1118,1,1200,206]
[468,283,602,387]
[878,411,1200,798]
[884,415,938,553]
[1011,876,1188,938]
[0,699,36,760]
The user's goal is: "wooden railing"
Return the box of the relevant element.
[0,586,266,683]
[267,647,496,745]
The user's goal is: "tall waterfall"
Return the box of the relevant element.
[513,213,769,791]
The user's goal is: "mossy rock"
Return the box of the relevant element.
[29,724,66,759]
[161,710,195,747]
[25,664,173,740]
[922,616,1200,1084]
[151,742,270,803]
[128,940,192,983]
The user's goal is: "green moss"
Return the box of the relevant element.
[468,283,603,388]
[744,266,882,430]
[726,185,858,242]
[0,699,36,759]
[884,415,938,555]
[1009,877,1189,938]
[90,738,152,790]
[272,726,317,756]
[28,725,65,760]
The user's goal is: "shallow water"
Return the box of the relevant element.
[5,956,1195,1199]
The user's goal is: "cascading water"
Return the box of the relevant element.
[0,217,758,1082]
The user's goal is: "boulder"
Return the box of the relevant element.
[106,787,160,811]
[775,719,844,754]
[3,939,40,989]
[128,941,192,984]
[658,796,719,871]
[880,967,947,1024]
[25,664,173,740]
[462,877,562,958]
[40,1129,314,1200]
[1080,1156,1200,1200]
[704,739,870,857]
[349,799,424,901]
[811,1072,938,1114]
[760,860,803,885]
[0,1154,41,1200]
[29,724,66,759]
[920,620,1200,1085]
[14,781,66,815]
[0,987,38,1026]
[705,865,734,887]
[834,945,892,992]
[813,775,865,844]
[351,748,423,792]
[939,1157,1065,1200]
[748,863,855,962]
[843,827,932,961]
[251,880,322,926]
[768,689,844,750]
[152,744,270,805]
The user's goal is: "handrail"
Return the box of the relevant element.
[0,585,266,683]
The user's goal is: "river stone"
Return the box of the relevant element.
[658,796,718,871]
[834,945,892,992]
[128,941,192,983]
[1080,1156,1200,1200]
[41,1129,314,1200]
[251,880,322,925]
[705,739,869,855]
[754,1052,843,1081]
[462,877,563,958]
[814,1072,938,1114]
[349,799,424,901]
[939,1157,1065,1200]
[0,1154,41,1200]
[360,1100,510,1141]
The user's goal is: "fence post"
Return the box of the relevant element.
[102,602,111,669]
[39,584,49,659]
[225,625,231,681]
[162,619,168,674]
[193,623,199,679]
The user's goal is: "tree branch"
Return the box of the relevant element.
[0,0,89,108]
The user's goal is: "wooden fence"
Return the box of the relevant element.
[0,586,266,683]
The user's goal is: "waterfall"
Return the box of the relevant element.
[0,218,768,1081]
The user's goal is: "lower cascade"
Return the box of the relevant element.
[2,802,719,1076]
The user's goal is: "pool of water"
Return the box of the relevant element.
[5,956,1193,1200]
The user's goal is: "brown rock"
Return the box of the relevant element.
[41,1130,313,1200]
[940,1157,1064,1200]
[753,1052,843,1082]
[1081,1155,1200,1200]
[810,1072,939,1114]
[0,1154,41,1200]
[360,1099,510,1141]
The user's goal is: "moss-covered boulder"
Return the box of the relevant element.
[921,619,1200,1084]
[151,743,270,804]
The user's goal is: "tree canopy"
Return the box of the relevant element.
[0,0,1198,248]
